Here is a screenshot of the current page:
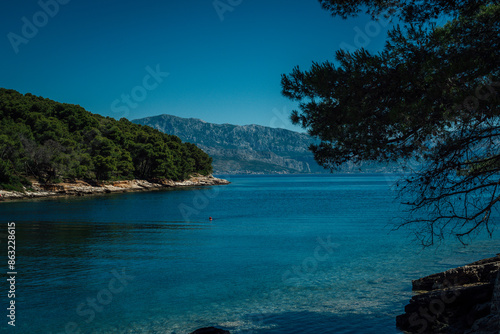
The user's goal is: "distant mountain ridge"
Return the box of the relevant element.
[133,114,325,174]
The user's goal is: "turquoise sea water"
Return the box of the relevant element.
[1,174,499,334]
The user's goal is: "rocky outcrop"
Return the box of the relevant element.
[0,175,229,201]
[189,327,230,334]
[396,255,500,333]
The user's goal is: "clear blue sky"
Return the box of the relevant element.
[1,0,392,131]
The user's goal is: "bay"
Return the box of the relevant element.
[1,174,499,334]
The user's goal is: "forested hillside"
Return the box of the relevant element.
[0,89,212,190]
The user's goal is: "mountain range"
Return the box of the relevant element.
[133,114,400,174]
[132,114,329,174]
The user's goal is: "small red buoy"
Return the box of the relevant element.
[209,217,213,221]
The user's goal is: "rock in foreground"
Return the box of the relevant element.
[396,255,500,333]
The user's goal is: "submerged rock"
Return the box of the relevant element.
[396,254,500,333]
[189,327,230,334]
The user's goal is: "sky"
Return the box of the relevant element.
[1,0,393,132]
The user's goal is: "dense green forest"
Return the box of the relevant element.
[0,88,212,190]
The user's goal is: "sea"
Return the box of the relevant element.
[1,174,499,334]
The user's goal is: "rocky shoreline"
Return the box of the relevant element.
[0,175,230,201]
[189,256,500,334]
[397,254,500,333]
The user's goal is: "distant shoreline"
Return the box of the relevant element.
[0,175,230,202]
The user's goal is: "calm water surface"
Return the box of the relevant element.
[1,174,499,334]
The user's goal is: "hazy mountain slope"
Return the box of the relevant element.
[132,114,326,174]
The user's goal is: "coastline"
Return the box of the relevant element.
[0,175,230,202]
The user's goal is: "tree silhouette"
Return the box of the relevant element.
[282,0,500,245]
